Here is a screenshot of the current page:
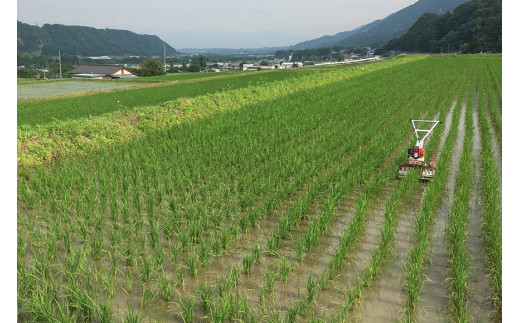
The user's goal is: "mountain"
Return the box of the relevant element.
[292,0,471,49]
[17,21,177,57]
[382,0,501,53]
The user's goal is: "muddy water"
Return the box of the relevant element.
[271,190,361,309]
[417,99,466,321]
[164,154,356,319]
[233,187,363,317]
[152,196,300,321]
[467,92,496,322]
[310,183,396,320]
[352,185,426,322]
[437,101,457,157]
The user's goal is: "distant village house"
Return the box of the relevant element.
[69,64,137,79]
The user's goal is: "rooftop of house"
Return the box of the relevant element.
[69,64,127,75]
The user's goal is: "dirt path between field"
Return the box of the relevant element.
[417,98,466,321]
[467,90,496,322]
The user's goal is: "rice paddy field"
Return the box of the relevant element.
[17,80,147,100]
[17,54,502,322]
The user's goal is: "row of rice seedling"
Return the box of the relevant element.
[197,94,423,322]
[445,78,475,321]
[400,69,471,321]
[485,55,502,112]
[294,65,458,261]
[17,58,430,322]
[226,58,463,321]
[19,55,426,244]
[168,57,448,319]
[169,59,440,321]
[295,65,461,321]
[181,57,469,320]
[476,66,502,314]
[482,64,502,148]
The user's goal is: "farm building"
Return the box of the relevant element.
[69,64,137,79]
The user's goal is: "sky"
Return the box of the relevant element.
[17,0,418,48]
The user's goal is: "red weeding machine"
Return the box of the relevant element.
[397,119,442,181]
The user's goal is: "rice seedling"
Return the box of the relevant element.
[186,248,199,277]
[97,301,113,323]
[279,255,293,283]
[242,254,254,275]
[179,294,196,323]
[175,266,186,289]
[199,239,210,268]
[306,274,318,304]
[252,242,261,263]
[124,306,142,323]
[101,270,116,299]
[265,267,276,295]
[226,265,241,288]
[125,270,134,293]
[158,273,173,301]
[293,237,304,262]
[140,286,155,308]
[198,280,213,310]
[139,253,152,282]
[258,283,266,311]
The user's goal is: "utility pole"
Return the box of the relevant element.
[164,44,167,73]
[58,50,62,78]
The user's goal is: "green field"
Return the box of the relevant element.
[17,55,502,322]
[17,80,148,100]
[18,69,317,127]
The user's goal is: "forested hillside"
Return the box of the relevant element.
[382,0,501,53]
[17,21,177,57]
[291,0,470,49]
